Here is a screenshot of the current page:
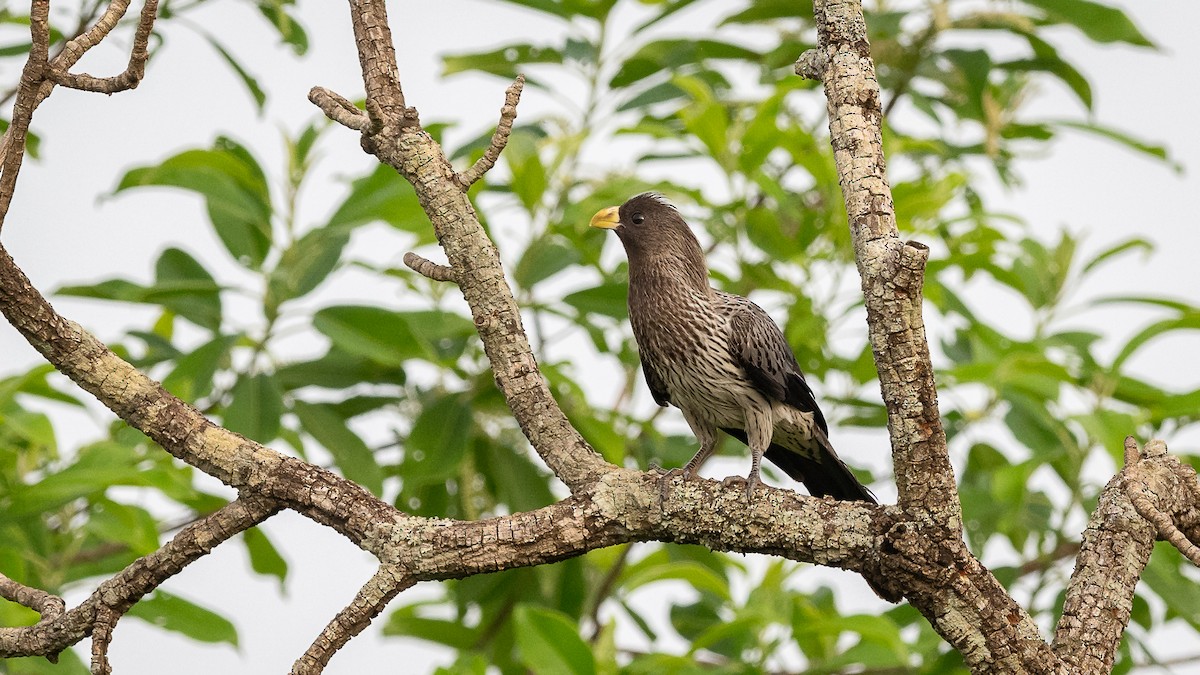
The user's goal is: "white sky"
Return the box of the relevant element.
[1,0,1198,672]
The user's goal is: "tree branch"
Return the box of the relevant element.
[45,0,157,94]
[308,86,369,131]
[801,1,1065,671]
[325,0,609,492]
[1054,438,1200,672]
[803,0,958,519]
[454,75,524,189]
[402,251,457,283]
[0,572,65,624]
[291,566,414,675]
[0,494,280,661]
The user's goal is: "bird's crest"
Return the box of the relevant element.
[632,192,678,212]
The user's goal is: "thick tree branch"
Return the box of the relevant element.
[346,0,411,129]
[803,0,958,520]
[800,1,1063,671]
[89,607,117,675]
[322,1,609,492]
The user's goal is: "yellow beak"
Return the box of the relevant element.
[589,206,620,229]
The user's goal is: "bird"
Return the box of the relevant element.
[590,192,875,502]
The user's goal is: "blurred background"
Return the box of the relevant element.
[1,0,1198,672]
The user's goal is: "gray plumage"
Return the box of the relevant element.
[591,193,874,502]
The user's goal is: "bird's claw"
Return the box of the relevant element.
[721,473,763,500]
[654,467,692,503]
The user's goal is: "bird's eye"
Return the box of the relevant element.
[631,213,645,225]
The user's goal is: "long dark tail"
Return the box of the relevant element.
[719,427,875,503]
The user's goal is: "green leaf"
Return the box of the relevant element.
[635,0,704,31]
[610,39,758,88]
[620,561,730,601]
[1112,312,1200,372]
[443,44,563,80]
[0,364,83,407]
[276,347,406,390]
[267,225,352,312]
[2,442,149,519]
[721,0,804,24]
[153,248,223,330]
[1052,120,1179,170]
[515,234,581,289]
[326,165,431,241]
[163,334,239,402]
[506,131,548,212]
[314,306,475,367]
[1081,237,1152,275]
[403,395,473,485]
[293,401,384,495]
[1003,33,1092,110]
[1021,0,1154,47]
[242,527,288,587]
[115,139,273,267]
[469,0,574,21]
[128,591,239,646]
[222,373,283,443]
[203,33,266,113]
[563,281,627,320]
[256,0,309,54]
[1142,544,1200,630]
[313,306,422,367]
[942,49,992,118]
[383,604,478,649]
[513,605,595,675]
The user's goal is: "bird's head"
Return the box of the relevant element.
[590,192,702,260]
[590,192,708,288]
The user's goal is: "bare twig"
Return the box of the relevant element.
[308,86,370,131]
[90,607,117,675]
[0,0,161,230]
[290,566,414,675]
[0,0,52,229]
[402,251,457,282]
[454,75,525,189]
[793,49,825,81]
[46,0,158,94]
[0,572,65,620]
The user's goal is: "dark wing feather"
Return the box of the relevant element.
[639,354,671,407]
[719,292,828,434]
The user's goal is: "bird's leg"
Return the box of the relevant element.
[656,411,718,502]
[722,406,771,499]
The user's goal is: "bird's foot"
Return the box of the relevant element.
[652,466,692,503]
[721,473,764,500]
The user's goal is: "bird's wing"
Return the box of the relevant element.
[640,357,671,407]
[719,291,829,435]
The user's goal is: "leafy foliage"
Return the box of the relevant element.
[0,0,1196,673]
